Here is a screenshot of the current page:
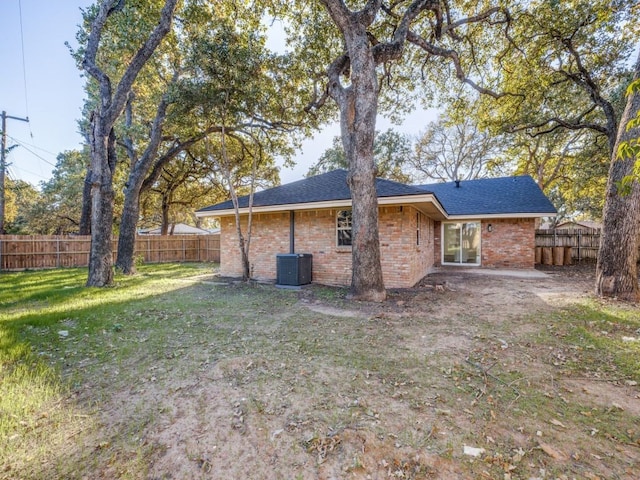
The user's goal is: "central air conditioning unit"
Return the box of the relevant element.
[276,253,312,286]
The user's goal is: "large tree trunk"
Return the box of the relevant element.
[115,95,170,274]
[81,0,178,287]
[342,30,385,302]
[321,1,387,302]
[596,53,640,301]
[115,183,141,274]
[79,168,92,235]
[86,123,116,287]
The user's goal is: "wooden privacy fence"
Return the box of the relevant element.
[535,228,600,264]
[0,234,220,271]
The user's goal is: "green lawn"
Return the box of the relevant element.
[0,264,214,479]
[1,264,639,479]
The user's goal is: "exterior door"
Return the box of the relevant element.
[442,222,480,265]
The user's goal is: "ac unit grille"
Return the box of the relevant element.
[276,254,312,286]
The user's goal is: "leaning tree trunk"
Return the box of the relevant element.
[160,192,171,235]
[79,168,92,235]
[596,53,640,301]
[116,183,142,274]
[115,96,170,274]
[81,0,178,287]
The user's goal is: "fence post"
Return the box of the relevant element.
[577,230,581,262]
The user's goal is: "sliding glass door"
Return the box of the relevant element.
[442,222,480,265]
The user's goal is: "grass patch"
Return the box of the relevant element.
[1,266,639,479]
[543,302,640,381]
[0,263,215,479]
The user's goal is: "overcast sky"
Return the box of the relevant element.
[0,1,437,188]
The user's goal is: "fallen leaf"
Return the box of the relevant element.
[538,442,568,461]
[550,419,566,428]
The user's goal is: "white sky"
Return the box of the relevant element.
[0,1,437,188]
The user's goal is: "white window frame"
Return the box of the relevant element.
[441,221,481,266]
[336,209,353,247]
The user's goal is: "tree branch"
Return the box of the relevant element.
[407,31,506,99]
[82,0,118,107]
[107,0,179,126]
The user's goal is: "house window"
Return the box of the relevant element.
[416,212,421,246]
[336,210,352,247]
[442,222,480,265]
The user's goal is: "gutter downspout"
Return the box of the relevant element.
[289,210,295,254]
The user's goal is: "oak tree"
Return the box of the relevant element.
[596,52,640,301]
[78,0,178,286]
[285,0,511,301]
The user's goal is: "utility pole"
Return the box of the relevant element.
[1,111,29,234]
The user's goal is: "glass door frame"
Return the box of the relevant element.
[441,221,481,266]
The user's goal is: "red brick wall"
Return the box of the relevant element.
[219,212,536,285]
[219,206,436,288]
[433,218,535,268]
[219,212,290,279]
[481,218,536,268]
[434,221,442,266]
[379,207,435,288]
[293,209,352,286]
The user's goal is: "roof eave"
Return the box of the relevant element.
[446,212,557,220]
[195,193,448,219]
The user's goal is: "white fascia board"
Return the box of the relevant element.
[195,193,447,219]
[377,194,448,217]
[446,212,557,221]
[194,199,353,218]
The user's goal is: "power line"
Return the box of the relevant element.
[1,111,30,233]
[7,135,58,156]
[7,165,48,182]
[7,135,57,168]
[18,0,33,137]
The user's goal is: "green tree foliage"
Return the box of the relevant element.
[434,0,634,222]
[307,128,413,183]
[473,0,637,147]
[165,5,318,280]
[3,177,40,234]
[27,150,89,234]
[73,1,319,274]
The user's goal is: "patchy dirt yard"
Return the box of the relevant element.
[6,262,640,479]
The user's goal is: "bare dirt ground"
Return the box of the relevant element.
[41,262,640,479]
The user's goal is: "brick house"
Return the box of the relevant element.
[195,170,556,288]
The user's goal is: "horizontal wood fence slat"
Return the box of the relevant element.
[0,234,220,271]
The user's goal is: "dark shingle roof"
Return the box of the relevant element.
[417,176,556,215]
[197,169,426,212]
[197,169,557,216]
